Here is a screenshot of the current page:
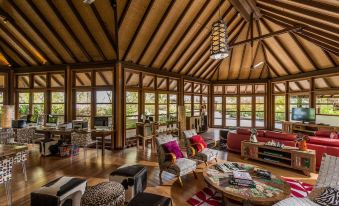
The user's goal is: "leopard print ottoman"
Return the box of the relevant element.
[81,181,125,206]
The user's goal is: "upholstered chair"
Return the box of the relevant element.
[16,127,36,143]
[274,154,339,206]
[155,134,197,187]
[0,156,14,206]
[183,129,218,166]
[71,132,98,159]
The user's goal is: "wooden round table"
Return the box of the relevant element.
[203,162,291,206]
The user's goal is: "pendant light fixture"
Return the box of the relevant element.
[210,0,229,60]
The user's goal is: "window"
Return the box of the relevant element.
[144,92,155,119]
[33,74,47,88]
[32,92,45,117]
[289,95,309,119]
[158,93,167,124]
[17,75,30,88]
[274,96,286,129]
[193,95,201,116]
[213,96,222,126]
[51,92,65,123]
[75,72,92,87]
[240,96,252,127]
[0,91,3,105]
[316,95,339,115]
[225,97,237,127]
[96,91,113,116]
[75,91,91,124]
[255,96,265,127]
[125,91,139,132]
[184,95,192,117]
[202,96,208,115]
[18,92,30,118]
[169,94,177,120]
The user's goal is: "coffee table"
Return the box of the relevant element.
[203,162,291,206]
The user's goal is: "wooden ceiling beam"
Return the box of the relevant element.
[199,58,220,79]
[65,0,106,60]
[228,21,247,45]
[196,59,215,78]
[236,23,250,80]
[260,19,303,73]
[262,41,291,75]
[111,0,119,60]
[122,0,155,61]
[33,76,44,87]
[248,20,262,79]
[226,49,233,80]
[274,84,282,93]
[47,0,92,61]
[207,61,223,80]
[0,37,29,65]
[89,3,117,57]
[265,61,278,78]
[295,32,339,56]
[10,1,65,63]
[229,0,261,22]
[291,0,339,15]
[136,0,175,64]
[0,41,17,67]
[97,71,110,85]
[0,24,40,65]
[27,0,78,62]
[75,75,85,86]
[323,50,338,67]
[159,0,211,70]
[84,72,91,83]
[148,2,193,68]
[0,8,52,64]
[118,0,132,29]
[211,78,268,84]
[184,44,210,75]
[51,75,63,87]
[257,2,339,37]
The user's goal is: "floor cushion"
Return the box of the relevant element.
[81,182,125,206]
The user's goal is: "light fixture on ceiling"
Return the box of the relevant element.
[83,0,95,4]
[210,0,229,60]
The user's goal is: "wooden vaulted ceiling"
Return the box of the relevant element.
[0,0,337,81]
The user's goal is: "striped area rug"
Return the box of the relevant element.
[187,178,314,206]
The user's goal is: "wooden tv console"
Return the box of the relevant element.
[282,121,339,134]
[241,141,316,176]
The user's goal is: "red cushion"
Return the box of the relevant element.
[237,128,251,135]
[265,131,296,141]
[190,135,207,149]
[308,136,339,147]
[314,131,332,138]
[162,140,183,159]
[330,132,338,139]
[257,130,266,137]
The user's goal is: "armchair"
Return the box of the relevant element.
[155,134,197,187]
[183,129,218,166]
[274,154,339,206]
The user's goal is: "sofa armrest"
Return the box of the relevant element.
[164,153,176,164]
[187,146,196,157]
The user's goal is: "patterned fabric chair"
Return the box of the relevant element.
[71,132,98,159]
[16,127,36,143]
[0,156,14,206]
[155,134,197,187]
[274,154,339,206]
[183,129,218,166]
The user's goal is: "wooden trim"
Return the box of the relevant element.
[211,79,268,84]
[272,67,339,82]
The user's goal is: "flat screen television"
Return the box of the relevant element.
[291,108,316,123]
[94,117,109,127]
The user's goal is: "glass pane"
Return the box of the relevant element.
[185,104,192,116]
[126,116,138,129]
[226,111,237,127]
[18,104,29,117]
[0,92,3,103]
[51,92,64,103]
[169,79,178,91]
[96,91,113,103]
[214,103,222,126]
[194,95,201,103]
[202,85,208,94]
[143,74,155,89]
[76,91,91,103]
[76,104,91,116]
[184,95,191,103]
[33,93,44,103]
[17,75,30,88]
[256,112,265,127]
[126,91,138,103]
[145,105,155,116]
[51,104,64,115]
[274,83,286,93]
[32,104,44,115]
[274,96,286,129]
[316,95,339,115]
[75,72,92,86]
[157,77,167,90]
[169,104,177,114]
[194,83,201,93]
[33,74,47,88]
[184,82,192,92]
[225,85,237,94]
[240,85,253,94]
[126,104,138,116]
[145,93,155,103]
[19,93,29,103]
[169,94,177,103]
[255,84,266,94]
[125,71,140,87]
[96,104,112,116]
[51,73,65,87]
[213,86,223,94]
[158,94,167,104]
[96,70,113,86]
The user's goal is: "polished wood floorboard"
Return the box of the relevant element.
[0,144,318,206]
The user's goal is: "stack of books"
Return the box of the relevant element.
[254,169,272,180]
[229,171,255,188]
[215,162,244,173]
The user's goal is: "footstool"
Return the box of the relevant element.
[109,164,147,201]
[128,193,172,206]
[81,181,125,206]
[31,176,87,206]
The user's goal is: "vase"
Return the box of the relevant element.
[299,140,308,151]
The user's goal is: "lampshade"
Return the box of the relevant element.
[1,105,14,128]
[210,19,229,60]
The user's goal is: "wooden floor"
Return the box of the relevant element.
[1,143,318,206]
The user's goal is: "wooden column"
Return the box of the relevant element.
[267,81,273,130]
[6,70,14,105]
[285,81,290,121]
[208,84,213,128]
[114,62,124,149]
[65,66,72,122]
[309,77,315,108]
[178,77,184,106]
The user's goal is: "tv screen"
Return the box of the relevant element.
[291,108,316,122]
[94,117,109,127]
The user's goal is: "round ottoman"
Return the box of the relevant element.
[81,182,125,206]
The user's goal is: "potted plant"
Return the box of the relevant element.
[295,133,310,151]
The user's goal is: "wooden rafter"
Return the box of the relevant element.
[118,0,132,29]
[323,50,337,67]
[262,41,291,75]
[248,20,262,79]
[159,0,211,70]
[33,76,44,87]
[0,41,17,67]
[97,71,110,85]
[75,75,85,86]
[169,4,234,72]
[184,43,210,75]
[136,0,175,64]
[260,19,303,73]
[51,75,63,87]
[47,0,92,61]
[89,3,117,56]
[0,37,29,65]
[228,20,247,45]
[236,23,250,79]
[123,0,155,61]
[111,0,119,60]
[207,61,223,80]
[291,0,339,15]
[229,0,261,22]
[226,49,233,80]
[27,0,78,62]
[65,0,106,60]
[84,72,91,83]
[148,2,193,67]
[10,1,65,63]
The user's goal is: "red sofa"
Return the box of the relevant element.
[227,128,339,168]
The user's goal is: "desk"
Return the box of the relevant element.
[35,128,114,155]
[0,144,28,160]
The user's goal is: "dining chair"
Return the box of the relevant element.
[0,156,14,206]
[71,132,98,159]
[16,127,36,143]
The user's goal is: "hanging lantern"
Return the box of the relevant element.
[210,19,229,60]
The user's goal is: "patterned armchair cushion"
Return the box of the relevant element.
[156,135,179,168]
[0,157,14,184]
[195,148,218,162]
[165,158,196,176]
[71,132,93,147]
[17,127,35,143]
